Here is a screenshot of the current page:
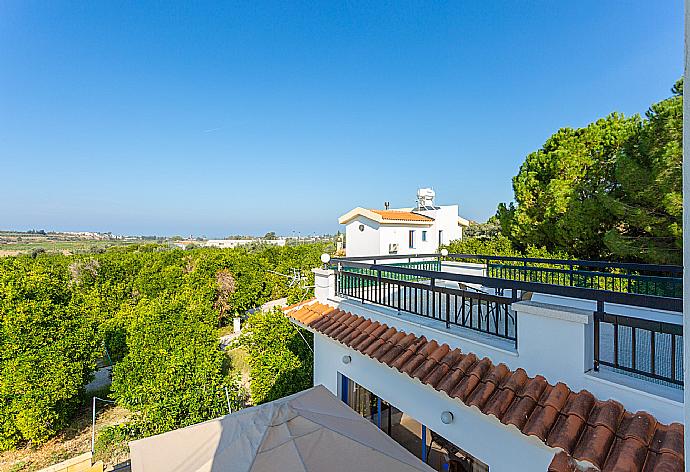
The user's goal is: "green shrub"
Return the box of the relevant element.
[0,257,100,449]
[0,242,330,448]
[239,310,313,404]
[110,293,229,435]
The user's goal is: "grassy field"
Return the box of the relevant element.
[0,239,138,257]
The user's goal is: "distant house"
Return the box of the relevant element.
[205,239,286,248]
[338,188,469,257]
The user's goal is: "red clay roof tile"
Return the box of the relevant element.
[572,424,617,469]
[285,302,684,472]
[483,386,517,419]
[548,413,587,454]
[603,436,649,472]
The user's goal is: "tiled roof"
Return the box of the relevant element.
[369,209,434,222]
[285,302,684,472]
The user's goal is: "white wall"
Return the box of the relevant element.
[345,217,380,257]
[377,224,436,255]
[329,297,682,424]
[313,334,556,472]
[343,205,465,257]
[417,205,463,246]
[313,270,682,424]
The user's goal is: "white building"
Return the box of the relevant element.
[205,239,286,249]
[338,189,470,257]
[281,260,685,471]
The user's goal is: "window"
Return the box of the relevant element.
[422,231,427,242]
[438,230,443,245]
[339,375,489,471]
[409,230,415,249]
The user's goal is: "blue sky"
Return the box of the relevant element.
[0,1,682,237]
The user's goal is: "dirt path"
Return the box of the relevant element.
[0,403,130,472]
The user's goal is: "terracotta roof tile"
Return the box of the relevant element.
[284,302,684,472]
[548,413,587,453]
[422,348,464,388]
[436,352,477,396]
[502,395,538,430]
[548,452,579,472]
[617,412,657,447]
[603,436,649,472]
[572,424,617,469]
[370,209,434,222]
[378,332,417,364]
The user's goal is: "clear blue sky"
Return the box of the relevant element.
[0,1,682,237]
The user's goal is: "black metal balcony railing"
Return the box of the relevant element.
[594,309,683,386]
[331,253,683,387]
[449,253,682,298]
[336,270,516,345]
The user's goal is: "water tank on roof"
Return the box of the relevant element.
[416,188,435,208]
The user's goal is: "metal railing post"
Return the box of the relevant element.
[377,269,382,304]
[593,300,603,372]
[430,277,436,321]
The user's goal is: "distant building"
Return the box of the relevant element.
[204,239,286,249]
[173,238,287,250]
[338,188,469,257]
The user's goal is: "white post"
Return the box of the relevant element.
[683,0,690,472]
[91,396,96,454]
[513,300,592,386]
[225,386,232,414]
[312,268,335,302]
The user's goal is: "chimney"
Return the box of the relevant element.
[384,201,390,210]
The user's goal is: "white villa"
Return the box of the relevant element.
[338,188,470,257]
[286,255,685,471]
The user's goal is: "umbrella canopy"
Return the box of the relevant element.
[129,384,434,472]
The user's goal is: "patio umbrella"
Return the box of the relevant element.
[129,384,434,472]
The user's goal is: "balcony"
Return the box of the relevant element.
[328,253,683,389]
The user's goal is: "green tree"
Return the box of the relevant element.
[501,113,637,259]
[0,257,100,449]
[111,293,227,435]
[601,80,683,264]
[463,217,501,240]
[239,310,313,404]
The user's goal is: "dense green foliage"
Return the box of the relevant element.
[444,235,567,261]
[0,257,100,449]
[462,218,502,240]
[601,80,683,263]
[0,242,328,449]
[239,310,313,405]
[498,80,683,264]
[111,294,229,435]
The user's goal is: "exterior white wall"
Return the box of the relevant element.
[417,205,463,246]
[330,298,682,424]
[342,205,466,257]
[377,224,435,255]
[311,270,682,424]
[345,217,380,257]
[313,334,556,472]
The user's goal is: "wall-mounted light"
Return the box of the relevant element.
[440,411,454,424]
[342,355,352,364]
